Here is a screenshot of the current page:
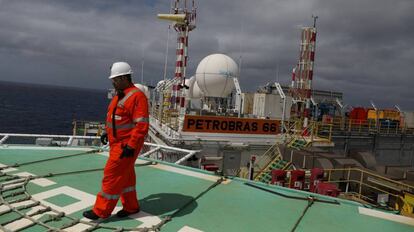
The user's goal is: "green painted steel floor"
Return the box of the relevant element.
[0,146,413,232]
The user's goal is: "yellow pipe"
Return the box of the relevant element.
[157,14,186,23]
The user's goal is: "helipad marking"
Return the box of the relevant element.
[109,206,162,229]
[0,163,17,172]
[4,206,56,231]
[358,207,414,226]
[32,186,95,214]
[15,171,56,187]
[64,222,92,232]
[178,225,204,232]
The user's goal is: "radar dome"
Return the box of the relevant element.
[195,54,238,98]
[184,76,195,98]
[191,78,203,98]
[155,80,166,89]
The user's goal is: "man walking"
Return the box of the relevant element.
[83,61,149,219]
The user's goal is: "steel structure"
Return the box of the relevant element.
[158,0,197,115]
[290,17,318,128]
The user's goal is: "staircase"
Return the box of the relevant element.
[253,143,293,184]
[254,156,291,184]
[287,138,311,150]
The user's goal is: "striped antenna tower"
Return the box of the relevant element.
[158,0,197,114]
[290,16,318,129]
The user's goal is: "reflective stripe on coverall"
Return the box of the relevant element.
[93,86,149,218]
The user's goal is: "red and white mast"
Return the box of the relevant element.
[158,0,197,113]
[290,16,318,129]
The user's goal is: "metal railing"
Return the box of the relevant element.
[72,120,105,136]
[331,118,414,135]
[253,143,283,179]
[324,167,414,205]
[0,133,199,165]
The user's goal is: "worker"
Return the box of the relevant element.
[83,61,149,220]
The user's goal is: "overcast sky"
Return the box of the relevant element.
[0,0,413,109]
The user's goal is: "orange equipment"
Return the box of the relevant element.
[92,85,149,218]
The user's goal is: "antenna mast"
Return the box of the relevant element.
[290,16,318,129]
[158,0,197,115]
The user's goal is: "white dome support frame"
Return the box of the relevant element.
[233,77,242,117]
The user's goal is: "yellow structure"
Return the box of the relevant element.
[157,14,186,24]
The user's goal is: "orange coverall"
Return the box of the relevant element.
[93,86,149,218]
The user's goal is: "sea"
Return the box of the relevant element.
[0,81,108,135]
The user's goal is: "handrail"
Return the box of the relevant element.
[253,144,282,179]
[324,167,414,192]
[0,133,199,164]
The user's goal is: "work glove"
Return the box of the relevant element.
[100,133,108,145]
[120,145,135,159]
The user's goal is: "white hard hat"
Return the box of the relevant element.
[109,62,133,79]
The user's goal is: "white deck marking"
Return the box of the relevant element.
[150,163,231,184]
[0,199,35,214]
[0,163,17,172]
[64,222,92,232]
[32,186,95,214]
[4,206,56,231]
[98,152,231,184]
[15,171,56,187]
[358,207,414,226]
[178,225,204,232]
[111,206,162,229]
[4,218,34,231]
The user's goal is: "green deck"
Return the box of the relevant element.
[0,145,413,231]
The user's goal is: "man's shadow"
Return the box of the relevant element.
[140,193,197,217]
[103,193,197,223]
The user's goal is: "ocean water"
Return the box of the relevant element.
[0,81,108,135]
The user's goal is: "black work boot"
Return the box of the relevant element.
[116,208,140,217]
[83,210,100,220]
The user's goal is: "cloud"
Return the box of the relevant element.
[0,0,413,110]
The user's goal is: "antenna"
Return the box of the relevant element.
[162,0,174,81]
[238,20,243,80]
[312,14,318,28]
[289,16,318,128]
[158,0,197,113]
[370,100,377,111]
[141,47,145,84]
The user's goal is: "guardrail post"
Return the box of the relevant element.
[67,136,74,146]
[345,168,351,193]
[0,135,9,145]
[359,171,364,199]
[328,170,331,182]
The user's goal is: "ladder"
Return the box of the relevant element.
[254,155,292,184]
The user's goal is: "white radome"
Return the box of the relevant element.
[184,76,195,98]
[156,80,166,89]
[186,76,204,99]
[191,78,203,98]
[195,54,238,98]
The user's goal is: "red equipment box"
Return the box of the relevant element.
[271,169,287,186]
[315,182,340,197]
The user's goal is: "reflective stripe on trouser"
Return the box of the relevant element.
[93,142,140,218]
